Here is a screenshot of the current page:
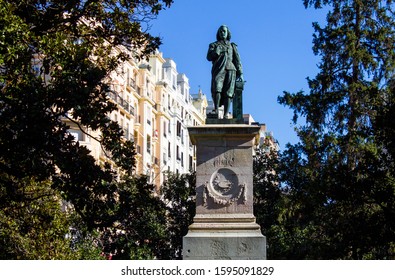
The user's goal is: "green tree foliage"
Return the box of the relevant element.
[0,178,73,259]
[0,0,172,259]
[98,171,196,260]
[160,172,196,259]
[277,0,395,259]
[253,148,285,259]
[99,175,169,260]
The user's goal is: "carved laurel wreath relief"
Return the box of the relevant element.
[203,168,246,206]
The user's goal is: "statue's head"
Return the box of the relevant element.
[216,25,231,41]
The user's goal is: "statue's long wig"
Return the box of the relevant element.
[216,25,231,41]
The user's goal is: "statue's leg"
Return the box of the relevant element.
[214,92,221,112]
[211,91,218,112]
[213,72,225,113]
[223,97,230,118]
[223,70,236,119]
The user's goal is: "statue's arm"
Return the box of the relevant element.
[207,42,220,62]
[232,43,243,78]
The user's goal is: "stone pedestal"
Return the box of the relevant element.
[183,124,266,260]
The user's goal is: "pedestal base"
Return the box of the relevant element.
[183,229,266,260]
[183,216,266,260]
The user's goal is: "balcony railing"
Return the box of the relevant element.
[107,91,117,101]
[129,79,136,89]
[136,115,141,124]
[122,128,134,141]
[107,90,134,115]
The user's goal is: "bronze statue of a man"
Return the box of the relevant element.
[207,25,243,119]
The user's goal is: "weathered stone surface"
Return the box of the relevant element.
[183,232,266,260]
[183,124,266,259]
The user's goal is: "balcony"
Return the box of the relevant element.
[129,106,135,116]
[134,116,141,131]
[118,97,131,114]
[129,79,136,90]
[136,86,142,96]
[107,90,117,101]
[107,90,134,115]
[122,128,134,141]
[126,79,137,93]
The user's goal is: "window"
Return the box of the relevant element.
[189,156,193,171]
[68,129,85,142]
[123,125,130,140]
[172,74,176,90]
[176,145,180,161]
[146,107,151,125]
[163,152,167,165]
[146,78,151,98]
[176,121,181,137]
[147,134,151,154]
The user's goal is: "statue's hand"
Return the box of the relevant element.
[237,74,244,82]
[216,44,225,54]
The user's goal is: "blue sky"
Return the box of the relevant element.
[150,0,328,149]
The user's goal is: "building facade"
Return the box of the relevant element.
[66,47,208,189]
